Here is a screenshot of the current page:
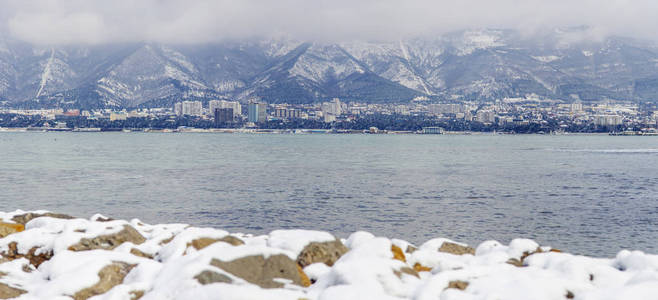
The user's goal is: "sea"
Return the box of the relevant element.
[1,132,656,257]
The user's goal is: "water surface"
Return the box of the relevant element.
[1,132,656,256]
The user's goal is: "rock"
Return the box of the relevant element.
[507,247,562,267]
[391,245,406,262]
[0,223,24,238]
[439,242,475,255]
[210,254,306,288]
[2,242,52,267]
[129,290,145,300]
[130,248,153,259]
[159,234,176,245]
[446,280,469,290]
[73,262,136,300]
[406,245,417,254]
[394,267,419,279]
[296,240,349,268]
[566,290,575,299]
[297,265,311,287]
[11,212,74,225]
[194,270,233,285]
[68,225,146,251]
[189,236,245,250]
[413,263,432,273]
[506,258,525,267]
[0,282,26,299]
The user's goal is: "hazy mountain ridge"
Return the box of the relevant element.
[1,29,658,109]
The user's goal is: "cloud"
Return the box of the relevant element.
[2,0,658,45]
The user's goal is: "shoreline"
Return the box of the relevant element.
[0,127,622,136]
[1,210,656,299]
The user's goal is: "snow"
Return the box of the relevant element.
[1,209,657,300]
[532,55,561,63]
[35,48,55,98]
[583,50,595,57]
[455,30,506,56]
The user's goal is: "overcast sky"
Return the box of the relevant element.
[1,0,657,45]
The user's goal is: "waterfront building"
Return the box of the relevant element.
[248,101,268,123]
[476,110,496,123]
[182,101,202,116]
[422,127,445,134]
[594,115,623,126]
[322,98,342,116]
[214,108,234,125]
[110,112,127,121]
[174,102,183,116]
[208,100,221,116]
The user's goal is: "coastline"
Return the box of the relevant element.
[1,210,657,300]
[0,127,619,135]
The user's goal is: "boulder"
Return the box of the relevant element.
[446,280,469,290]
[11,212,74,225]
[0,282,26,299]
[2,242,52,267]
[130,248,153,259]
[194,270,233,285]
[73,262,136,300]
[394,267,419,279]
[210,254,306,288]
[413,263,432,273]
[68,225,146,251]
[439,242,475,255]
[0,223,24,238]
[296,240,349,268]
[406,245,418,254]
[391,245,406,262]
[189,236,245,251]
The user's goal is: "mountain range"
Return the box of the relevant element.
[1,28,658,109]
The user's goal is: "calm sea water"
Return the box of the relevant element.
[1,132,656,256]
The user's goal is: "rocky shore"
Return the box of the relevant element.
[0,210,656,300]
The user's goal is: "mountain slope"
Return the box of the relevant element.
[1,28,658,109]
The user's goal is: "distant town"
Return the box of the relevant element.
[1,97,658,135]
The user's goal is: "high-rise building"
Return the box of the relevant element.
[321,98,342,117]
[214,108,234,125]
[208,100,221,116]
[182,101,202,116]
[174,102,183,116]
[248,101,267,123]
[209,100,241,119]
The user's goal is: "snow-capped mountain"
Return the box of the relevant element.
[1,28,658,109]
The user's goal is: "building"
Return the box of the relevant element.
[208,100,221,116]
[321,98,342,116]
[214,108,234,125]
[476,110,496,123]
[394,105,409,115]
[248,101,267,123]
[174,103,183,116]
[571,100,583,113]
[429,103,464,115]
[274,107,302,119]
[209,100,241,118]
[110,112,127,121]
[181,101,202,116]
[594,115,623,126]
[422,127,445,134]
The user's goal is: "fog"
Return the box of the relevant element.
[2,0,657,45]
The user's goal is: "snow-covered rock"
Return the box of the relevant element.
[0,210,657,300]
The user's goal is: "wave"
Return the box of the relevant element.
[547,148,658,153]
